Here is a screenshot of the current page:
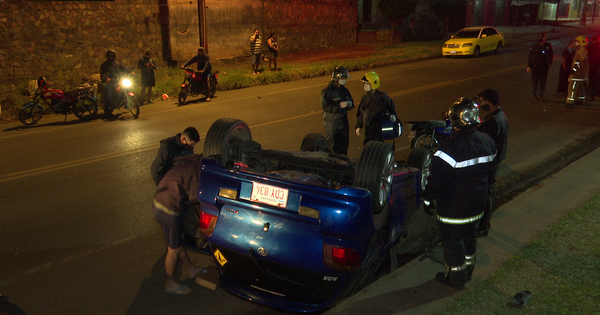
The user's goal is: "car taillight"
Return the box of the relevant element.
[323,243,360,272]
[200,211,218,237]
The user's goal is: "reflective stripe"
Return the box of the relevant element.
[434,151,496,169]
[437,212,484,224]
[465,255,476,265]
[450,263,466,271]
[154,200,179,216]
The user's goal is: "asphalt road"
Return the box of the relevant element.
[1,35,599,314]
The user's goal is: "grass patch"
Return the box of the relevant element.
[441,194,600,314]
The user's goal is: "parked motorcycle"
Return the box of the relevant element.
[19,77,98,125]
[178,68,218,105]
[406,111,453,151]
[102,74,140,119]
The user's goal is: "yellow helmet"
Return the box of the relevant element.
[575,35,588,46]
[361,71,380,89]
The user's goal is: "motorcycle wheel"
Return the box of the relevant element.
[206,77,218,98]
[412,132,439,151]
[127,95,140,119]
[178,90,187,105]
[19,103,44,125]
[73,97,98,120]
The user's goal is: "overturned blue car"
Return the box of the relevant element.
[190,118,431,312]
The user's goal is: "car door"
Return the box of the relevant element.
[482,28,497,52]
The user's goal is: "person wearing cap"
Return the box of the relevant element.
[138,50,157,104]
[566,36,589,107]
[355,71,398,145]
[320,66,354,154]
[422,97,497,289]
[527,33,553,101]
[181,47,213,101]
[476,88,509,237]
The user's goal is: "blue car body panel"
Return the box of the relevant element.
[196,157,421,312]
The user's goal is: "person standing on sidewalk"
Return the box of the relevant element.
[586,36,600,100]
[355,71,398,145]
[476,88,509,237]
[557,39,577,94]
[566,36,589,107]
[527,33,553,101]
[422,97,497,289]
[250,29,262,75]
[138,50,157,105]
[320,66,354,154]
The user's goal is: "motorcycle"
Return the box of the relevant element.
[406,111,453,151]
[101,74,140,119]
[178,67,218,105]
[19,77,99,125]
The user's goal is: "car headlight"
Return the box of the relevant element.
[462,43,473,47]
[122,78,132,87]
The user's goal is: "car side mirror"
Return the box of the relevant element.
[482,34,487,38]
[451,35,454,39]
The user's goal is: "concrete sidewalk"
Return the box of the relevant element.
[325,147,600,315]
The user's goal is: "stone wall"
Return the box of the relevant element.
[0,0,163,80]
[0,0,357,80]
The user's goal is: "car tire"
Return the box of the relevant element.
[405,147,433,191]
[354,141,395,214]
[473,46,481,58]
[411,132,439,151]
[300,133,329,152]
[204,118,252,165]
[495,42,503,54]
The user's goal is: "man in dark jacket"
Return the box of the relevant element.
[527,33,553,101]
[181,47,213,101]
[423,97,497,289]
[153,154,204,294]
[321,66,354,154]
[150,127,200,185]
[355,71,397,145]
[476,88,509,237]
[100,50,130,117]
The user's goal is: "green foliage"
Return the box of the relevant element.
[442,194,600,314]
[379,0,419,27]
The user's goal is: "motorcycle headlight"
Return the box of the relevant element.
[122,78,132,87]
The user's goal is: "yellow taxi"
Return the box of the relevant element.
[442,26,506,57]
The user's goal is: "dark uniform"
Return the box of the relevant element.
[423,98,497,288]
[355,90,397,145]
[321,81,354,154]
[527,34,553,100]
[150,133,195,185]
[477,107,509,235]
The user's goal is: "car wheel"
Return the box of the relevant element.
[204,118,252,165]
[495,42,503,54]
[405,147,433,191]
[300,133,329,152]
[412,132,439,151]
[473,46,481,58]
[354,141,395,214]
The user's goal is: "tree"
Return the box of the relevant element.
[426,0,466,35]
[378,0,419,43]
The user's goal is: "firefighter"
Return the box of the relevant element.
[355,71,398,145]
[566,36,589,107]
[320,66,354,154]
[422,97,497,289]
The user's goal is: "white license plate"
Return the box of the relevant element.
[450,50,457,54]
[250,182,289,208]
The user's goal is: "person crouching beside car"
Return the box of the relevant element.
[152,154,205,294]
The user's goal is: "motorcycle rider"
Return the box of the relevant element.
[100,50,130,117]
[181,47,212,101]
[422,98,497,289]
[320,66,354,154]
[355,71,398,145]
